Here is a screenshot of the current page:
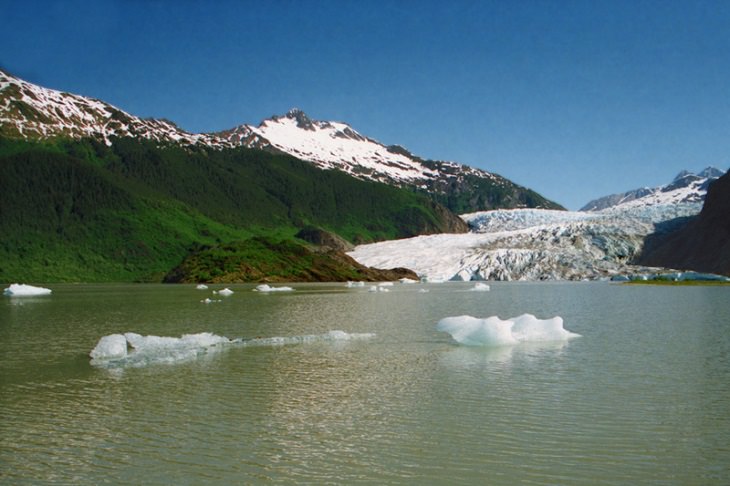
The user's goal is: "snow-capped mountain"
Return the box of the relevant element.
[0,69,225,147]
[217,109,563,211]
[0,70,561,212]
[219,108,439,185]
[349,202,704,282]
[580,167,725,211]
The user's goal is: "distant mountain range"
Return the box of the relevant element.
[580,167,724,211]
[0,69,561,213]
[3,68,727,282]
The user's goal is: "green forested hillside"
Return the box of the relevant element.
[0,137,465,282]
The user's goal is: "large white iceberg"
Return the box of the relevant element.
[3,283,52,296]
[437,314,580,346]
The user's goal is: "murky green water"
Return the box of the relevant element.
[1,282,729,484]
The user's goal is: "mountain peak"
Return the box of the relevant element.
[271,107,314,130]
[672,169,693,182]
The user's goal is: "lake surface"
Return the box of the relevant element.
[1,281,729,484]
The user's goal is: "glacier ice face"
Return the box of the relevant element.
[349,205,703,281]
[437,314,579,347]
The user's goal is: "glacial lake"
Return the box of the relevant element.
[1,281,729,484]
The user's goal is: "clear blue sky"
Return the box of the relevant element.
[2,0,729,209]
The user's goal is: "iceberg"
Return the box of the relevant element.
[214,288,234,296]
[437,314,579,347]
[196,284,208,290]
[3,283,52,296]
[469,283,490,291]
[89,332,231,367]
[254,284,294,292]
[90,330,375,368]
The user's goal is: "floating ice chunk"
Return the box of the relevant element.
[90,332,231,367]
[437,314,579,347]
[200,298,221,304]
[90,330,375,367]
[378,282,394,287]
[3,283,52,296]
[419,288,430,293]
[469,283,490,291]
[216,288,234,296]
[399,278,419,284]
[89,334,128,360]
[196,284,208,290]
[254,284,294,292]
[368,285,378,292]
[346,281,365,287]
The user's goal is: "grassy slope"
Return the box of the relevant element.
[0,137,459,282]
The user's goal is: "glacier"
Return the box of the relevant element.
[349,203,704,282]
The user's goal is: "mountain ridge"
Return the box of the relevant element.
[580,167,725,212]
[1,69,562,213]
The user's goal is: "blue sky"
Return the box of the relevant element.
[2,0,729,209]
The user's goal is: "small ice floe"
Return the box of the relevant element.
[200,298,221,304]
[3,283,52,297]
[419,288,430,293]
[196,284,208,290]
[89,332,231,367]
[90,330,376,368]
[378,282,394,287]
[369,285,390,292]
[399,278,419,284]
[469,282,490,292]
[437,314,580,347]
[346,281,365,288]
[213,288,234,296]
[254,284,294,292]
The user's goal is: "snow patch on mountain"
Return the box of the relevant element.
[0,69,226,147]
